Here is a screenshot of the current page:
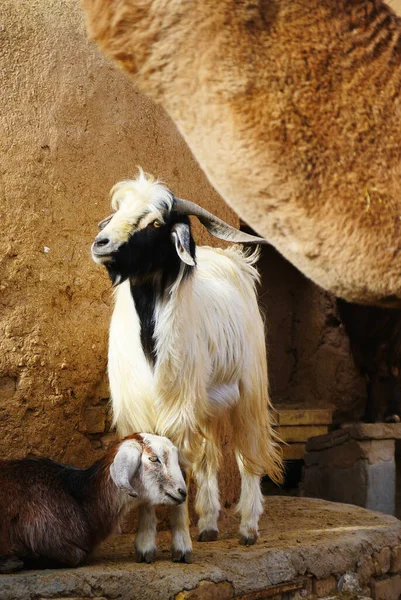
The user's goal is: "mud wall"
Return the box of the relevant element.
[0,0,366,474]
[257,245,366,425]
[0,0,238,465]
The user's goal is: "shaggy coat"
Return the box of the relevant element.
[91,171,283,561]
[83,0,401,306]
[0,433,186,571]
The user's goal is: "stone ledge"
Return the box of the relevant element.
[306,424,401,452]
[1,498,401,600]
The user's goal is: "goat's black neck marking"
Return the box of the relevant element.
[130,264,194,368]
[130,280,158,367]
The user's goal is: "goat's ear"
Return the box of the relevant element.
[171,223,195,266]
[110,441,142,497]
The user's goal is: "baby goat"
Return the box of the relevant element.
[0,433,186,572]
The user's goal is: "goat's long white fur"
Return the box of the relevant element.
[103,171,282,551]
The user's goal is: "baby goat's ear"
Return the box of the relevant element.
[110,441,142,497]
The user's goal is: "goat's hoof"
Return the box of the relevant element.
[172,549,192,564]
[0,556,24,574]
[239,533,257,546]
[135,549,157,564]
[198,529,218,542]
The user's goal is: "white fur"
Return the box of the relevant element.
[98,172,282,556]
[111,434,186,506]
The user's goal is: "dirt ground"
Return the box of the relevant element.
[1,497,400,600]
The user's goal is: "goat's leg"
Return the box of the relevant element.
[134,503,157,563]
[235,452,263,546]
[195,467,220,542]
[170,502,192,563]
[0,555,24,574]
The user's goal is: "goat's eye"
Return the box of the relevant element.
[149,456,160,463]
[153,220,162,228]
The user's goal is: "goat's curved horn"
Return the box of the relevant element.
[173,197,267,245]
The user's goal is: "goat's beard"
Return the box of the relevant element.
[105,265,126,287]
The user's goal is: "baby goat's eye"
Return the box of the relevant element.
[149,456,160,463]
[153,220,162,228]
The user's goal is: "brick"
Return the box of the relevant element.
[312,576,337,598]
[277,426,328,443]
[352,423,401,441]
[363,440,395,465]
[371,575,401,600]
[306,423,401,453]
[358,555,375,586]
[373,547,392,576]
[282,444,306,460]
[277,409,333,427]
[391,545,401,574]
[175,581,234,600]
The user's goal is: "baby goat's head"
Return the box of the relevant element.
[91,169,266,285]
[110,433,187,506]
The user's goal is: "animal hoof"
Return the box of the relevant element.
[198,529,218,542]
[385,414,401,423]
[239,533,257,546]
[135,549,157,564]
[172,549,192,563]
[0,556,24,574]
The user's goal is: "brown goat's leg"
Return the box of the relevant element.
[0,555,24,574]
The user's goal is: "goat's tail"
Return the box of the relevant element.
[231,363,284,485]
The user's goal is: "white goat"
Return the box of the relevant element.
[92,170,283,562]
[0,433,186,571]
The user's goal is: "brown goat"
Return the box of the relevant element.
[0,433,186,572]
[82,0,401,306]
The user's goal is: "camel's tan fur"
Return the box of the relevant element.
[82,0,401,306]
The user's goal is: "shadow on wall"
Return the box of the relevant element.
[241,227,366,424]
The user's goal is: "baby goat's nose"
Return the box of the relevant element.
[178,488,187,500]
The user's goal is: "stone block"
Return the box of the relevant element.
[303,438,396,515]
[312,576,337,598]
[306,424,401,453]
[277,408,334,426]
[278,426,328,443]
[303,460,367,507]
[371,575,401,600]
[283,443,306,460]
[363,440,395,465]
[358,555,375,586]
[391,545,401,574]
[373,547,391,576]
[175,581,234,600]
[366,461,396,515]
